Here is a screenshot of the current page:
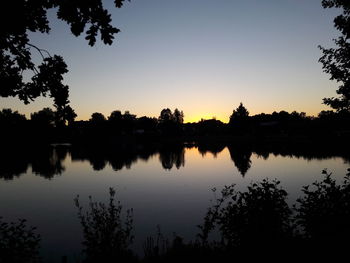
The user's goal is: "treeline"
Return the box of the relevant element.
[1,103,350,143]
[1,170,350,262]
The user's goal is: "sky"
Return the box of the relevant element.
[0,0,342,123]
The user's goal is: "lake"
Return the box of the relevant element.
[0,142,349,262]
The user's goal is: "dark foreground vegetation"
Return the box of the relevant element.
[1,169,350,263]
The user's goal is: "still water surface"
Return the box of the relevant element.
[0,144,348,261]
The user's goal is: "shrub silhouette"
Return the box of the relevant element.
[72,171,350,262]
[74,188,135,263]
[143,229,218,263]
[0,217,41,263]
[294,168,350,250]
[198,179,294,258]
[143,226,168,261]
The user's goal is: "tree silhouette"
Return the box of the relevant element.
[158,108,185,135]
[0,108,27,125]
[173,108,184,124]
[90,112,106,124]
[318,110,337,119]
[109,110,123,122]
[159,108,173,123]
[123,111,136,121]
[30,107,55,127]
[59,104,77,126]
[136,116,158,132]
[319,0,350,112]
[229,103,249,124]
[228,103,250,134]
[0,0,129,122]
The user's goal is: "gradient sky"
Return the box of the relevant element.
[0,0,342,122]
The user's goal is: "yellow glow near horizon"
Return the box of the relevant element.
[0,94,329,123]
[73,109,230,123]
[73,106,325,124]
[184,113,228,124]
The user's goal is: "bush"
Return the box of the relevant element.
[0,218,41,263]
[198,179,293,257]
[295,169,350,248]
[75,188,135,262]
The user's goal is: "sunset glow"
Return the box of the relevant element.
[0,0,340,121]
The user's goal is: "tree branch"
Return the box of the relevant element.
[26,43,52,59]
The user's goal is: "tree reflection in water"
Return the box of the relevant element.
[1,142,349,180]
[0,145,68,180]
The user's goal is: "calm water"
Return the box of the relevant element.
[0,143,349,261]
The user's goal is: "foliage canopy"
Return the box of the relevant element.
[319,0,350,112]
[0,0,129,123]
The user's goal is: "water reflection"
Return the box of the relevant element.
[197,142,226,157]
[1,142,349,180]
[227,144,252,177]
[0,142,349,262]
[159,144,185,170]
[71,144,156,171]
[32,146,67,179]
[0,145,68,180]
